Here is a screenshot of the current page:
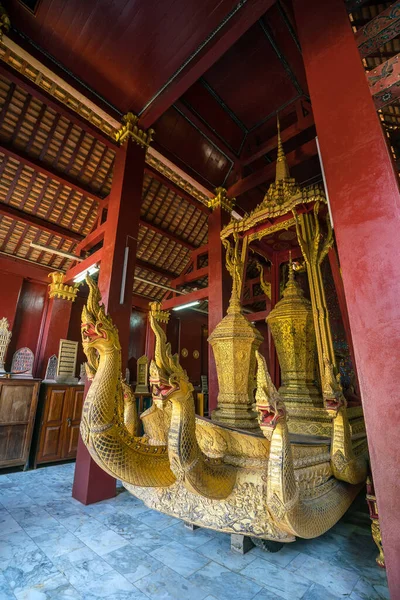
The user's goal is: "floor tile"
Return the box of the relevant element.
[289,552,359,597]
[349,576,382,600]
[14,572,82,599]
[250,542,300,568]
[119,522,169,554]
[0,511,22,536]
[82,570,147,599]
[32,527,85,560]
[136,509,179,531]
[55,547,115,587]
[240,557,311,600]
[2,547,59,595]
[197,534,257,571]
[188,561,262,600]
[161,522,216,549]
[302,582,341,600]
[103,543,162,583]
[150,541,210,577]
[135,565,208,600]
[76,526,129,557]
[0,570,16,600]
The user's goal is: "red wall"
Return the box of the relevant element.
[167,311,208,387]
[128,309,147,384]
[0,270,23,328]
[6,279,48,373]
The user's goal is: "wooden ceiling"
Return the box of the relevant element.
[0,0,398,302]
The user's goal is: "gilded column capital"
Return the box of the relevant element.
[149,302,170,324]
[48,272,80,302]
[0,3,10,42]
[115,112,155,148]
[208,187,236,213]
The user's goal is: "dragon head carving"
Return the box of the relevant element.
[255,351,286,439]
[149,303,193,404]
[81,276,121,375]
[322,355,347,414]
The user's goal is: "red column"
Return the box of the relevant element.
[36,297,73,378]
[207,205,230,412]
[73,134,147,505]
[293,0,400,594]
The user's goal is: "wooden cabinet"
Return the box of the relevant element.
[0,378,40,469]
[33,384,84,466]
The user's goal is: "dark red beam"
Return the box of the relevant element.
[356,2,400,58]
[229,138,318,197]
[367,53,400,109]
[241,113,314,167]
[171,266,209,287]
[162,286,209,310]
[144,166,210,214]
[245,309,270,322]
[139,0,275,128]
[64,248,103,283]
[139,218,195,250]
[0,142,104,206]
[75,222,107,254]
[0,61,117,150]
[0,253,54,283]
[0,202,84,243]
[135,258,177,279]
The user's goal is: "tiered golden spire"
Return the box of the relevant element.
[275,117,291,182]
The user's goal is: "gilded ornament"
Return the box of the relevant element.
[193,350,199,359]
[181,348,188,358]
[48,271,80,302]
[0,317,12,376]
[115,112,154,148]
[149,301,170,324]
[208,187,236,213]
[0,3,10,42]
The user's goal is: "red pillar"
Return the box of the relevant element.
[72,133,147,505]
[36,296,73,378]
[207,205,230,412]
[293,0,400,594]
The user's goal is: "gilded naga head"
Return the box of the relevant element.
[148,303,193,403]
[81,276,121,373]
[255,351,286,439]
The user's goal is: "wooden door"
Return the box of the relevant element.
[0,381,40,468]
[63,387,84,459]
[36,387,68,464]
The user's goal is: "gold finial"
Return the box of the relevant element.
[208,187,236,213]
[115,112,155,148]
[276,117,290,183]
[48,272,80,302]
[149,302,170,324]
[288,251,294,283]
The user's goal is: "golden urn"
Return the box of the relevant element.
[209,292,263,429]
[267,260,321,408]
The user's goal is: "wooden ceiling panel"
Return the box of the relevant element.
[181,81,245,153]
[7,0,244,113]
[155,107,232,188]
[202,20,298,130]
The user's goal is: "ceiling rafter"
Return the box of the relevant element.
[138,0,276,128]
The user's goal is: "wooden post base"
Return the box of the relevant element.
[72,437,116,505]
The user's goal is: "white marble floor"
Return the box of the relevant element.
[0,463,389,600]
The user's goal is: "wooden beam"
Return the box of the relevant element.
[64,248,103,283]
[144,166,210,214]
[245,309,270,322]
[132,294,151,310]
[135,258,177,279]
[75,222,107,254]
[345,0,370,11]
[356,2,400,58]
[139,0,275,128]
[367,53,400,109]
[0,61,117,150]
[229,138,318,197]
[0,202,84,242]
[171,266,209,287]
[0,252,53,282]
[174,100,239,164]
[139,218,195,250]
[0,141,104,205]
[162,286,209,310]
[241,114,314,167]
